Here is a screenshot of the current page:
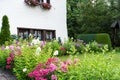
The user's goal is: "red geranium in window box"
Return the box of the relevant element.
[24,0,39,6]
[41,2,51,10]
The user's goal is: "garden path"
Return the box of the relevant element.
[0,68,17,80]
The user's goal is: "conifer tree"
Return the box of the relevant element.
[0,15,11,45]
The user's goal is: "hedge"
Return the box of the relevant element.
[77,33,112,48]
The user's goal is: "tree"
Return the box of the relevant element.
[0,15,11,45]
[67,0,120,38]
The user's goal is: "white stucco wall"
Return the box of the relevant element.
[0,0,68,42]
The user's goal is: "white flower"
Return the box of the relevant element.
[5,46,9,50]
[35,47,41,55]
[53,50,58,56]
[23,68,27,72]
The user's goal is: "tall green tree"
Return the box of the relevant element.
[0,15,11,45]
[67,0,120,38]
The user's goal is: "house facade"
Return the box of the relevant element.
[0,0,68,42]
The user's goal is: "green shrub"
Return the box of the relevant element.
[57,53,120,80]
[96,33,112,49]
[77,33,112,49]
[0,49,10,69]
[77,34,96,43]
[0,15,11,45]
[13,46,52,80]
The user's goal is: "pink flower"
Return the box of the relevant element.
[39,69,49,76]
[46,58,59,65]
[16,46,21,51]
[51,74,57,80]
[36,63,43,70]
[74,58,79,64]
[28,72,34,78]
[1,46,5,50]
[33,70,40,77]
[9,45,14,50]
[49,63,57,72]
[7,57,12,62]
[41,41,46,48]
[7,61,11,64]
[60,62,68,72]
[65,58,72,65]
[6,65,11,69]
[9,52,15,59]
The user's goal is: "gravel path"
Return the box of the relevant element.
[0,68,17,80]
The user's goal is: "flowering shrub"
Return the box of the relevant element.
[28,57,80,80]
[57,54,120,80]
[28,58,59,80]
[0,48,10,69]
[13,45,52,80]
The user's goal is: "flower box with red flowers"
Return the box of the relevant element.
[41,2,51,10]
[24,0,39,6]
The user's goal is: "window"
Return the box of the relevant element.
[17,27,55,41]
[40,0,50,3]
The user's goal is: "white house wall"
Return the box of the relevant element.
[0,0,68,42]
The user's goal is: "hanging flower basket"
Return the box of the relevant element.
[24,0,39,6]
[41,2,51,10]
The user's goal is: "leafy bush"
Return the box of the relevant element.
[77,33,112,49]
[13,45,52,80]
[57,53,120,80]
[0,48,10,69]
[96,33,112,49]
[77,34,96,43]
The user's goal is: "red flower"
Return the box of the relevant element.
[60,47,66,54]
[24,0,39,6]
[41,2,51,9]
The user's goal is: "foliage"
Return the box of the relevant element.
[0,48,10,69]
[0,15,11,45]
[13,45,52,80]
[67,0,120,38]
[57,54,120,80]
[77,33,112,49]
[0,40,120,80]
[77,34,96,43]
[96,33,112,49]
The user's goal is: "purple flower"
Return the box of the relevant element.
[1,46,5,50]
[16,46,21,51]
